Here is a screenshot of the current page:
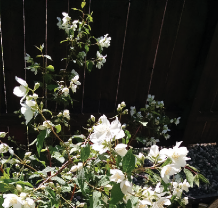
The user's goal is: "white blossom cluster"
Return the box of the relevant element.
[2,193,35,208]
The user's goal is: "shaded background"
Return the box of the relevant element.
[1,0,218,146]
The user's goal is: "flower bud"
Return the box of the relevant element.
[91,115,95,122]
[16,184,22,192]
[121,101,126,108]
[0,132,7,138]
[34,82,40,90]
[25,152,32,157]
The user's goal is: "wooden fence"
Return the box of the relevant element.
[1,0,218,145]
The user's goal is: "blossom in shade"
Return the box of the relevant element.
[21,103,34,124]
[0,143,9,154]
[13,77,28,98]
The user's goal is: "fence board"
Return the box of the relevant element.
[24,0,46,90]
[184,16,218,144]
[115,0,167,110]
[161,0,207,109]
[0,13,6,114]
[1,0,24,113]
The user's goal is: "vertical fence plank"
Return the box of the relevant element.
[24,0,46,89]
[115,0,167,110]
[0,3,6,114]
[1,0,24,113]
[184,11,218,145]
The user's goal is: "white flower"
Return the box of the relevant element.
[23,197,35,208]
[77,162,83,171]
[120,180,132,195]
[32,93,38,99]
[156,101,164,108]
[91,115,95,122]
[136,111,143,119]
[20,103,33,124]
[110,169,125,183]
[136,200,150,208]
[20,193,27,200]
[25,152,32,157]
[183,197,189,205]
[90,115,125,150]
[62,12,71,26]
[160,141,190,168]
[71,20,79,31]
[92,143,109,154]
[96,51,107,69]
[98,34,111,48]
[149,145,166,163]
[152,197,171,208]
[71,165,78,172]
[104,184,112,190]
[25,100,36,108]
[2,194,23,208]
[161,165,180,183]
[13,77,28,98]
[147,94,154,102]
[173,187,182,197]
[71,75,81,86]
[162,125,170,134]
[70,84,77,93]
[63,110,70,120]
[180,179,190,192]
[130,106,136,117]
[115,143,127,157]
[24,53,32,63]
[77,203,85,207]
[16,184,22,192]
[175,117,181,125]
[170,119,174,123]
[121,102,126,107]
[0,143,9,153]
[38,120,53,130]
[62,87,69,96]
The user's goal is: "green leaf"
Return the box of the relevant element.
[81,143,90,162]
[55,124,61,133]
[116,155,122,167]
[52,176,66,185]
[52,151,65,163]
[98,175,110,187]
[184,168,194,187]
[194,175,200,187]
[109,183,124,205]
[126,200,132,208]
[0,183,11,192]
[0,194,4,208]
[77,168,86,195]
[85,44,89,53]
[47,84,58,91]
[42,109,52,115]
[90,191,101,208]
[186,164,200,172]
[198,174,210,184]
[16,181,33,188]
[46,65,54,72]
[81,1,86,8]
[86,60,93,72]
[36,130,47,156]
[44,55,52,61]
[44,74,52,83]
[122,149,135,173]
[139,121,148,126]
[161,157,172,167]
[41,167,56,173]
